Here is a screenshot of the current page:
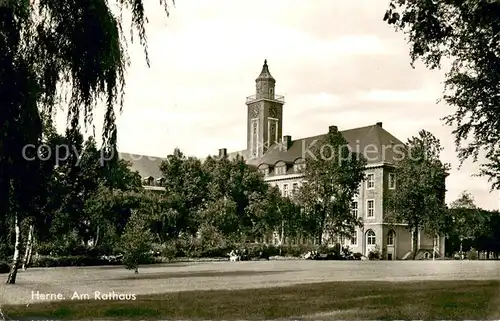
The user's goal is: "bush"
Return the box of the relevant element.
[315,244,342,260]
[235,243,280,260]
[467,250,478,260]
[280,244,316,257]
[368,247,381,260]
[353,252,363,260]
[31,255,112,267]
[30,254,158,268]
[0,243,13,259]
[160,242,177,261]
[0,261,10,274]
[35,241,111,257]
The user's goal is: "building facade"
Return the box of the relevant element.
[120,60,446,259]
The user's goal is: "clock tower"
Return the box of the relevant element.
[246,60,285,158]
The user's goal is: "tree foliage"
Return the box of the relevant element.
[384,0,500,189]
[386,130,449,259]
[447,191,488,253]
[297,129,366,244]
[0,0,173,281]
[120,210,154,273]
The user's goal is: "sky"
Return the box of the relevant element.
[55,0,498,210]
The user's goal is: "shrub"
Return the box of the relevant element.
[280,244,316,257]
[467,250,478,260]
[316,244,341,260]
[31,255,112,267]
[0,261,10,274]
[368,246,381,260]
[200,244,233,258]
[0,244,13,259]
[353,252,363,260]
[160,242,177,261]
[235,243,280,260]
[340,246,354,259]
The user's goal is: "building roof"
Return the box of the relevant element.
[120,123,405,180]
[225,122,404,168]
[119,152,166,179]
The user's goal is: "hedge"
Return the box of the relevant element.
[30,255,159,268]
[0,261,9,274]
[24,242,362,268]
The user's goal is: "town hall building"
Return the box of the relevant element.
[120,60,446,260]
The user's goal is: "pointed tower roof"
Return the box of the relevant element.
[256,59,275,82]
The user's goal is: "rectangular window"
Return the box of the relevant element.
[366,173,375,189]
[268,119,279,145]
[251,119,259,158]
[387,232,394,246]
[351,201,358,218]
[292,183,298,195]
[351,232,357,246]
[367,200,374,218]
[294,163,305,173]
[283,184,289,197]
[389,173,396,189]
[275,166,286,175]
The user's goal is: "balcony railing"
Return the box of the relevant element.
[246,94,285,103]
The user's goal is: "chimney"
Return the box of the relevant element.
[218,148,227,158]
[329,125,338,133]
[282,135,292,151]
[376,122,383,127]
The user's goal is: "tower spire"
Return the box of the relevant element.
[256,59,275,82]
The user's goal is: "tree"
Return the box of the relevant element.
[386,130,449,260]
[0,0,174,283]
[384,0,500,190]
[297,128,366,245]
[202,154,269,239]
[475,210,500,259]
[246,186,304,248]
[448,191,488,258]
[160,149,209,236]
[120,210,154,274]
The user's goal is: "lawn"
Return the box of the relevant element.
[3,280,499,320]
[1,260,499,319]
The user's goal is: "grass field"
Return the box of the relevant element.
[1,260,499,319]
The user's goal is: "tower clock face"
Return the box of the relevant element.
[269,105,277,118]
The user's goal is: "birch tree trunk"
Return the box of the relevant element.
[460,238,463,260]
[410,227,419,260]
[6,214,21,284]
[95,226,100,247]
[279,219,284,255]
[22,224,34,270]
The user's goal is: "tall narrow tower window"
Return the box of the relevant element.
[251,119,259,157]
[268,119,278,145]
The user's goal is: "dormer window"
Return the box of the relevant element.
[293,158,306,173]
[156,177,165,186]
[143,176,154,186]
[258,164,270,177]
[275,166,285,175]
[274,161,287,176]
[294,164,305,172]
